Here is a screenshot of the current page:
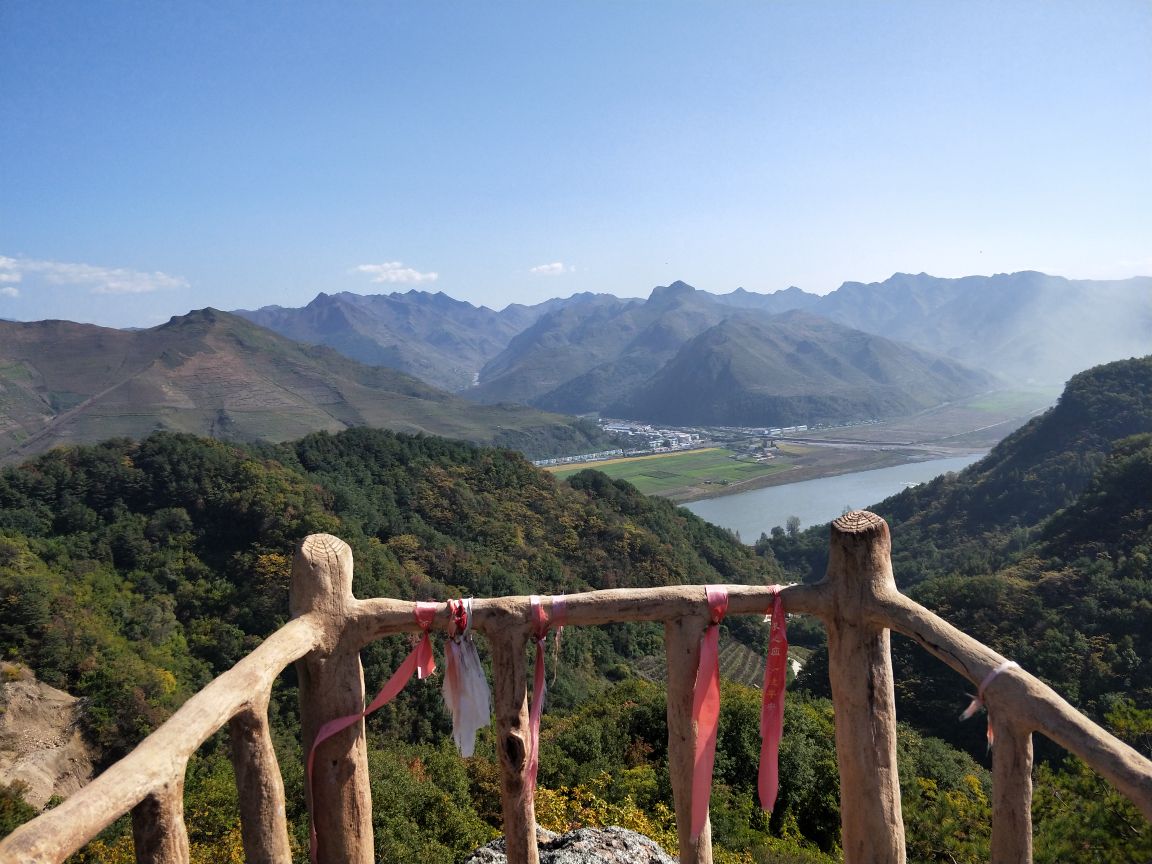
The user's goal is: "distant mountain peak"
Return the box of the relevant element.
[648,280,697,304]
[160,307,221,328]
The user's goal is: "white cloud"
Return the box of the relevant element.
[0,257,21,285]
[354,262,439,284]
[530,262,573,275]
[0,254,188,294]
[0,286,18,298]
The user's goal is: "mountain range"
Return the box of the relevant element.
[607,309,995,426]
[235,289,614,392]
[2,270,1146,462]
[236,272,1151,418]
[0,310,608,463]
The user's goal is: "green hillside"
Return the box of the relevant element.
[0,428,1009,863]
[770,356,1152,711]
[0,429,776,753]
[0,310,610,463]
[764,357,1152,860]
[4,358,1150,861]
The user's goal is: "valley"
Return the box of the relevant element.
[6,8,1149,860]
[548,388,1053,502]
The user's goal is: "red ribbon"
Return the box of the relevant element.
[758,589,788,812]
[526,594,565,792]
[306,601,439,863]
[690,585,728,840]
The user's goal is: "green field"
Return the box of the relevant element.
[961,388,1059,413]
[548,447,791,495]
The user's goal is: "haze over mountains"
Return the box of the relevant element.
[608,310,995,427]
[2,271,1146,463]
[0,310,607,463]
[235,290,612,393]
[236,270,1150,418]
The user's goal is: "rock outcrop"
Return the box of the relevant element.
[464,826,677,864]
[0,663,95,809]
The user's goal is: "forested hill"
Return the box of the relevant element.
[4,411,1149,860]
[770,356,1152,752]
[0,428,776,757]
[0,429,1031,864]
[878,355,1152,582]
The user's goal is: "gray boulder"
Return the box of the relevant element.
[464,826,677,864]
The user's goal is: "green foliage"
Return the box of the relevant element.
[366,741,496,863]
[772,358,1152,754]
[0,782,37,839]
[5,370,1150,863]
[767,358,1152,860]
[0,426,788,855]
[535,679,843,861]
[1032,700,1152,864]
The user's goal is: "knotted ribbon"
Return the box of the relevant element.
[526,594,566,792]
[442,598,492,756]
[306,601,439,863]
[690,585,728,840]
[758,587,788,812]
[960,659,1019,748]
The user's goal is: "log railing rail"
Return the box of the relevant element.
[1,511,1150,864]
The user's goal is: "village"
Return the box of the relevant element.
[529,419,818,468]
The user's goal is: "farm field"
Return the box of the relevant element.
[799,388,1056,449]
[546,447,793,496]
[633,635,806,689]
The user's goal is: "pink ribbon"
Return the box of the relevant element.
[960,659,1019,748]
[526,594,566,792]
[758,588,788,812]
[690,585,728,840]
[306,601,439,863]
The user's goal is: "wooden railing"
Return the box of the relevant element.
[1,511,1150,864]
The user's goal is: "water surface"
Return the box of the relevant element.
[683,454,983,541]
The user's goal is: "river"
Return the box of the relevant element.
[682,453,984,541]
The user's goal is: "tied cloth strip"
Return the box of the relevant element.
[306,601,439,864]
[690,585,729,841]
[960,660,1019,748]
[758,587,788,813]
[442,598,492,757]
[526,594,567,793]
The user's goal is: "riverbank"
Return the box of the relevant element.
[684,452,986,538]
[546,440,984,504]
[555,388,1050,503]
[662,444,981,504]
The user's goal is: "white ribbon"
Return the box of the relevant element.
[442,598,492,757]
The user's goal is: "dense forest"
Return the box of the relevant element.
[3,356,1151,862]
[767,356,1152,861]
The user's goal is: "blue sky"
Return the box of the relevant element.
[1,1,1149,328]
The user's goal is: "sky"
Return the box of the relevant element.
[1,1,1150,328]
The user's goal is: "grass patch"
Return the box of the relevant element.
[550,448,792,495]
[961,389,1058,413]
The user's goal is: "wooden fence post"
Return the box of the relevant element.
[664,613,713,864]
[130,780,189,864]
[487,625,538,864]
[990,715,1033,864]
[823,511,906,864]
[229,702,292,864]
[291,534,374,864]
